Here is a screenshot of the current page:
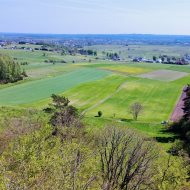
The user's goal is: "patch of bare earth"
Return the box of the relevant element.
[138,70,188,81]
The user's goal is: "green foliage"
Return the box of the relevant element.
[97,111,102,117]
[153,56,157,61]
[44,94,82,137]
[0,123,189,189]
[0,55,24,83]
[183,84,190,121]
[169,85,190,155]
[0,125,99,189]
[154,154,190,190]
[22,69,28,77]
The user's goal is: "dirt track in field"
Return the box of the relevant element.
[81,80,128,115]
[170,86,187,122]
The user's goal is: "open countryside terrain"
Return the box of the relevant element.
[1,39,190,189]
[0,46,190,140]
[0,68,111,106]
[0,44,190,140]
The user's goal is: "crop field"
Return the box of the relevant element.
[0,49,90,64]
[97,65,152,75]
[60,64,190,138]
[0,45,190,139]
[79,77,182,122]
[0,68,111,106]
[138,70,188,81]
[63,75,127,111]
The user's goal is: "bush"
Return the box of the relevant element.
[98,111,102,117]
[22,69,28,77]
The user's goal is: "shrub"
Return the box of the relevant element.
[98,111,102,117]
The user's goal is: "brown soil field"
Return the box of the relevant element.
[138,70,188,81]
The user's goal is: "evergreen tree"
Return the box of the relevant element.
[44,94,82,136]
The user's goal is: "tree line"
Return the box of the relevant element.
[0,55,27,83]
[169,84,190,155]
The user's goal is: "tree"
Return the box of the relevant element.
[0,125,98,190]
[153,56,157,61]
[167,57,171,63]
[98,111,103,117]
[99,127,158,190]
[161,56,165,62]
[22,69,28,77]
[44,94,83,136]
[183,84,190,121]
[87,49,94,55]
[130,102,143,121]
[0,55,25,83]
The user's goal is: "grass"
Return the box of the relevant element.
[0,68,111,106]
[80,77,184,123]
[78,62,184,74]
[100,65,152,75]
[57,71,188,139]
[63,75,127,111]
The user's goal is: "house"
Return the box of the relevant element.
[156,59,162,63]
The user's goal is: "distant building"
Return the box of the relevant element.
[156,59,162,63]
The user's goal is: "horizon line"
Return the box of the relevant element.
[0,32,190,37]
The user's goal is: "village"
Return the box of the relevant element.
[132,54,190,65]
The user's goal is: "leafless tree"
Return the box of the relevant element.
[130,102,143,121]
[99,127,158,190]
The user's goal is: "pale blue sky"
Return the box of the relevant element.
[0,0,190,34]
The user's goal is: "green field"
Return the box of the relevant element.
[85,77,182,122]
[0,68,111,106]
[61,73,186,137]
[63,75,127,111]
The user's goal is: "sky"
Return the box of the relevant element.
[0,0,190,35]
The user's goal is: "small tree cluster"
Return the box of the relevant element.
[0,55,26,83]
[106,52,119,59]
[169,85,190,155]
[78,49,97,56]
[183,84,190,121]
[44,94,83,136]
